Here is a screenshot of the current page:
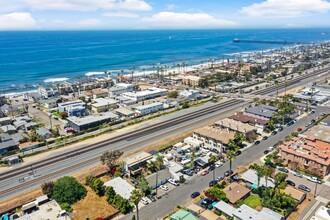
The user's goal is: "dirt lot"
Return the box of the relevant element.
[71,187,118,220]
[304,124,330,143]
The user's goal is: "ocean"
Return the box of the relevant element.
[0,29,329,94]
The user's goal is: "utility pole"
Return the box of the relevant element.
[314,181,318,198]
[49,115,53,130]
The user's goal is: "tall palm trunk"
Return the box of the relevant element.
[136,205,139,220]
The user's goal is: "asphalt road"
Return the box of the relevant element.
[121,107,330,220]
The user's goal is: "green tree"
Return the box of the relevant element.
[182,101,189,109]
[105,186,116,204]
[130,190,142,220]
[206,187,229,202]
[138,177,152,196]
[51,176,87,204]
[101,150,124,176]
[167,90,179,98]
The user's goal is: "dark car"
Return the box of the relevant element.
[271,131,277,135]
[298,184,311,192]
[191,191,200,198]
[264,149,270,154]
[211,148,220,154]
[147,194,156,202]
[235,150,242,156]
[311,119,316,123]
[265,161,277,168]
[201,198,213,208]
[286,180,296,187]
[262,136,268,140]
[230,175,239,182]
[208,165,215,172]
[278,126,283,131]
[224,170,233,177]
[209,180,218,187]
[278,167,289,173]
[254,140,260,145]
[216,176,224,182]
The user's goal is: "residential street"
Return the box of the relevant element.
[121,106,330,220]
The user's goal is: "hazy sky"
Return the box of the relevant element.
[1,0,330,30]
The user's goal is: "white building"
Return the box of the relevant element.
[121,87,168,102]
[134,102,164,115]
[103,177,135,200]
[311,206,330,220]
[109,83,135,97]
[179,89,200,99]
[91,98,118,113]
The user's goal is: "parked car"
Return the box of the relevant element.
[201,198,213,208]
[262,136,268,140]
[141,197,149,205]
[264,150,270,154]
[147,194,156,202]
[268,146,274,151]
[278,167,289,173]
[311,119,316,123]
[254,140,260,145]
[271,131,277,135]
[297,128,302,132]
[168,178,179,186]
[160,185,169,191]
[286,180,296,187]
[211,148,220,154]
[298,184,311,192]
[320,112,326,116]
[208,165,215,172]
[224,170,233,177]
[216,176,224,182]
[209,180,217,187]
[201,170,209,176]
[265,161,276,168]
[307,176,322,184]
[215,161,223,168]
[235,150,242,156]
[278,126,283,131]
[294,172,303,178]
[191,192,200,198]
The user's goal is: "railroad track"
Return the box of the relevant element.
[251,67,330,96]
[0,99,244,182]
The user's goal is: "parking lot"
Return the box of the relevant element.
[28,104,66,135]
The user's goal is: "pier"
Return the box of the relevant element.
[233,38,303,44]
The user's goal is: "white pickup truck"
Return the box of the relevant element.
[307,176,322,184]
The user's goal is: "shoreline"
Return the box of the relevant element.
[1,40,326,97]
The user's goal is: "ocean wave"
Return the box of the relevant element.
[85,72,106,76]
[44,78,69,83]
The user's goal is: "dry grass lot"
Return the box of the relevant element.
[71,187,118,220]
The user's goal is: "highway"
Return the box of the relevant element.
[0,64,329,204]
[0,99,248,200]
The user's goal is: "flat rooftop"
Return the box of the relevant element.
[124,151,153,167]
[67,112,119,126]
[193,126,235,145]
[214,118,256,133]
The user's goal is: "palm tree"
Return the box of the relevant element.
[130,189,142,220]
[273,172,288,197]
[226,150,236,171]
[256,166,265,187]
[264,166,274,187]
[208,155,219,181]
[154,154,164,195]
